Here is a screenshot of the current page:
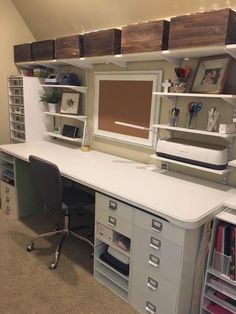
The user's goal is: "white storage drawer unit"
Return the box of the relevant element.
[130,263,178,314]
[96,193,134,221]
[0,181,17,218]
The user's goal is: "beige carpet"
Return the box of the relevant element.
[0,209,137,314]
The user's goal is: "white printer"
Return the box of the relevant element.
[156,138,228,170]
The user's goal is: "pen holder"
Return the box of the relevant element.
[186,112,197,129]
[174,80,187,93]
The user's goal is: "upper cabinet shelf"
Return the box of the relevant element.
[14,44,236,69]
[41,84,87,94]
[153,92,236,106]
[44,112,87,121]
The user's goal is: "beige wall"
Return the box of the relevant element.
[0,0,34,144]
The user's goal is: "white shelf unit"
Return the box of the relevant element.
[14,43,236,68]
[153,124,236,139]
[44,112,87,121]
[152,90,236,180]
[8,76,48,143]
[41,84,87,94]
[150,155,232,175]
[201,204,236,314]
[45,131,82,143]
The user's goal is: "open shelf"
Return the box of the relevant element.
[153,92,236,105]
[44,112,87,121]
[151,155,232,175]
[45,131,82,143]
[96,235,130,258]
[41,84,87,94]
[153,124,236,139]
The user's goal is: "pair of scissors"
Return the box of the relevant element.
[187,101,202,127]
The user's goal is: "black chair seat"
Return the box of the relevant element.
[63,187,94,209]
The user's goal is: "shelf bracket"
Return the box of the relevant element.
[162,55,181,66]
[107,60,127,68]
[63,59,94,69]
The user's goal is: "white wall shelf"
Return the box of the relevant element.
[151,154,232,175]
[44,111,87,121]
[41,84,87,94]
[15,44,236,70]
[153,92,236,106]
[45,131,82,143]
[153,124,236,139]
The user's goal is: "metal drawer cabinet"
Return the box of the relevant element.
[134,210,185,246]
[132,225,182,266]
[96,193,134,222]
[130,263,178,314]
[96,207,132,238]
[0,181,17,217]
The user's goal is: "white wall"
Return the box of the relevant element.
[0,0,34,144]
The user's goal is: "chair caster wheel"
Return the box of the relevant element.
[27,243,34,252]
[49,262,57,270]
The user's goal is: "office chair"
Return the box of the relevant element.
[26,155,94,270]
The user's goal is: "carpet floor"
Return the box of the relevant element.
[0,209,137,314]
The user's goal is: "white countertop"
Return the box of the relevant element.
[1,140,235,229]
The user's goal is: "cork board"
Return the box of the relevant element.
[94,71,162,146]
[98,80,152,138]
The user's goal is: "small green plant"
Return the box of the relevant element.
[40,90,61,104]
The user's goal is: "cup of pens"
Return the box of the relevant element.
[174,66,191,93]
[186,101,202,129]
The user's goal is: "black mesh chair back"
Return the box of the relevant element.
[29,155,62,210]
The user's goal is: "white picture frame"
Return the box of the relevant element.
[94,71,162,147]
[60,92,80,115]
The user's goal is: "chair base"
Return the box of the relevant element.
[26,209,94,270]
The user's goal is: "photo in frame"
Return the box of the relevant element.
[191,56,231,94]
[60,92,80,115]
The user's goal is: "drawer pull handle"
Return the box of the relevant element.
[5,187,9,193]
[108,200,117,210]
[148,254,160,268]
[152,219,163,233]
[149,237,161,250]
[107,216,116,227]
[5,196,10,203]
[145,301,156,314]
[5,206,10,215]
[147,277,158,291]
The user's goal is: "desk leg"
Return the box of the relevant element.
[15,158,43,218]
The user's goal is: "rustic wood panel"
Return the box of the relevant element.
[55,35,83,59]
[14,43,32,62]
[169,8,236,49]
[121,20,169,53]
[84,29,121,57]
[32,39,55,61]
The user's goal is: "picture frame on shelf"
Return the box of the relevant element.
[191,55,231,94]
[60,92,79,115]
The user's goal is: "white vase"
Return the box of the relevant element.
[48,103,57,113]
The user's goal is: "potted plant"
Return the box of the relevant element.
[40,90,61,113]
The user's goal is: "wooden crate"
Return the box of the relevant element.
[14,43,32,63]
[169,8,236,49]
[55,34,83,59]
[121,20,169,53]
[83,28,121,57]
[32,39,55,61]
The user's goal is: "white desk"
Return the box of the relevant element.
[0,140,235,228]
[0,140,235,314]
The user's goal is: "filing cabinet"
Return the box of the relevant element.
[0,181,17,218]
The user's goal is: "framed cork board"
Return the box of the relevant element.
[94,71,162,146]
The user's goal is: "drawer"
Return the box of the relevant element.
[134,210,185,246]
[133,225,182,265]
[130,263,178,314]
[96,193,134,222]
[132,242,181,286]
[1,181,16,202]
[96,207,132,238]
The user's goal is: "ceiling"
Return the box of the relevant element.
[11,0,232,40]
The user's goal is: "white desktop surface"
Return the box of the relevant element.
[1,140,235,229]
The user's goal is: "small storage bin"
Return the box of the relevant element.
[212,250,230,276]
[11,114,24,123]
[55,34,83,59]
[9,87,23,96]
[8,78,23,87]
[11,106,24,115]
[14,43,32,62]
[10,96,24,106]
[32,39,55,60]
[121,20,169,53]
[168,8,236,49]
[83,28,121,57]
[11,122,25,132]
